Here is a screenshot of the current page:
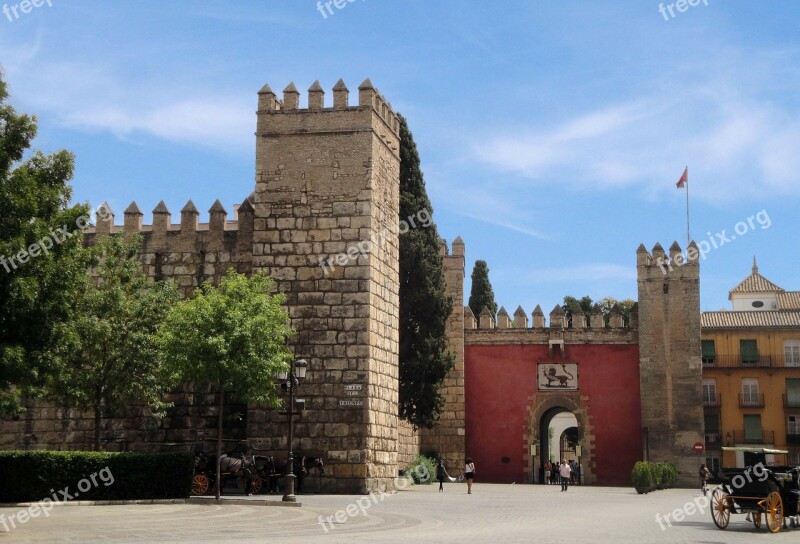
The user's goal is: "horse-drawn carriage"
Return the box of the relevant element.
[711,447,800,533]
[191,448,324,496]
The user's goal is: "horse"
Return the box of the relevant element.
[266,455,325,494]
[218,453,261,495]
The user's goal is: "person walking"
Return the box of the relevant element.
[559,459,572,492]
[437,460,450,492]
[544,460,552,485]
[464,457,476,494]
[699,464,710,495]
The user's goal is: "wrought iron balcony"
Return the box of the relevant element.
[704,354,799,369]
[733,430,774,444]
[739,393,765,408]
[703,393,721,408]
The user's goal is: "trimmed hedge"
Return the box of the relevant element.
[631,460,678,493]
[0,450,194,502]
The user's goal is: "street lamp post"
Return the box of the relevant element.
[277,359,307,502]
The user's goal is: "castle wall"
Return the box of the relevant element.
[419,238,466,470]
[464,334,642,486]
[247,80,401,493]
[637,242,704,485]
[397,418,419,468]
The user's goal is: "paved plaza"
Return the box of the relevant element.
[3,482,799,543]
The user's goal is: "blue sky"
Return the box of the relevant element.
[2,0,798,313]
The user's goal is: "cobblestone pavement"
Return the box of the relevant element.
[3,483,799,543]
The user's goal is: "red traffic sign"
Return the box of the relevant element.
[694,442,704,453]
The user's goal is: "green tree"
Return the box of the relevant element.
[0,73,90,416]
[596,297,637,326]
[397,114,454,429]
[468,260,497,322]
[562,296,593,326]
[51,234,179,451]
[157,270,292,499]
[618,299,637,326]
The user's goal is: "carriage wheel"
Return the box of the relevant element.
[191,474,210,496]
[711,488,731,530]
[765,491,784,533]
[753,511,762,529]
[249,475,263,495]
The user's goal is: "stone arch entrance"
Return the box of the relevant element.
[525,394,594,485]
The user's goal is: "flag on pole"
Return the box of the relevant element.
[675,167,688,188]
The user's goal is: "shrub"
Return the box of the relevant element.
[0,450,194,502]
[405,454,437,485]
[632,461,678,491]
[631,461,655,489]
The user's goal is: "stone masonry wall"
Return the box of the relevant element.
[637,242,704,486]
[247,80,401,493]
[420,238,466,471]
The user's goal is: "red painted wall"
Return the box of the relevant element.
[465,343,642,486]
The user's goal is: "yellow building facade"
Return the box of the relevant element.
[702,260,800,469]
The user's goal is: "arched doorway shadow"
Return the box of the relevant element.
[526,395,593,484]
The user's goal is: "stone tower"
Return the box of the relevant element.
[249,79,401,493]
[637,241,704,485]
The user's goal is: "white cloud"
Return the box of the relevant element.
[1,37,253,153]
[472,49,800,204]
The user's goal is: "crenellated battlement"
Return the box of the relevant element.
[637,240,700,280]
[256,78,400,137]
[84,196,255,297]
[85,197,253,237]
[465,303,638,334]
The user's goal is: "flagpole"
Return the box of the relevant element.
[685,165,690,247]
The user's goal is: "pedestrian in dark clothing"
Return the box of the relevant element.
[437,460,450,492]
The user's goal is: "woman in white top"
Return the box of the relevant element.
[464,457,476,494]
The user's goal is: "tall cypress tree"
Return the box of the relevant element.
[397,114,454,429]
[468,260,497,321]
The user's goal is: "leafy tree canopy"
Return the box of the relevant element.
[157,270,293,498]
[0,72,91,416]
[51,234,179,450]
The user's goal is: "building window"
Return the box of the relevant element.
[702,340,716,366]
[786,340,800,367]
[742,378,760,407]
[706,451,720,474]
[740,339,759,365]
[791,451,800,466]
[787,378,800,408]
[752,301,764,308]
[704,414,720,446]
[702,379,717,405]
[789,416,800,445]
[744,414,763,442]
